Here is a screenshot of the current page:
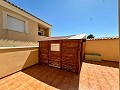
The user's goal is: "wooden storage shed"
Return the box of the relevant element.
[38,34,86,73]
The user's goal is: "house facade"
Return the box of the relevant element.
[0,0,51,42]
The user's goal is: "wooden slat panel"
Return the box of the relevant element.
[61,40,79,73]
[49,41,61,68]
[39,41,49,64]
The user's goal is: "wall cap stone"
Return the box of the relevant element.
[0,46,39,49]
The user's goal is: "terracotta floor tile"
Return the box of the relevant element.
[0,60,119,90]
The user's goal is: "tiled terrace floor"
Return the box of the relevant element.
[80,60,119,90]
[0,60,119,90]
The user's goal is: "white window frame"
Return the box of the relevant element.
[3,11,28,33]
[51,44,60,51]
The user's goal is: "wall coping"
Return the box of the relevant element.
[0,46,39,49]
[87,38,119,41]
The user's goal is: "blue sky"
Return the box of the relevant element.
[8,0,118,37]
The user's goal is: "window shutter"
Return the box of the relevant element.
[7,15,25,32]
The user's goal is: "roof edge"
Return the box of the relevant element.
[87,36,119,40]
[39,34,86,41]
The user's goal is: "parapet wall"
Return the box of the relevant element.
[85,38,119,62]
[0,46,39,78]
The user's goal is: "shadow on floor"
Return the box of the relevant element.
[84,60,119,68]
[22,63,81,90]
[21,60,118,90]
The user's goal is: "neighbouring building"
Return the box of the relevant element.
[0,0,52,42]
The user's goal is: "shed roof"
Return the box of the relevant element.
[39,34,86,41]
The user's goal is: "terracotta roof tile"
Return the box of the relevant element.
[87,36,119,40]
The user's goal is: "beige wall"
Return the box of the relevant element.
[0,47,39,78]
[85,39,119,62]
[0,5,50,42]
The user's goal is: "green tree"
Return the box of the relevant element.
[87,34,95,39]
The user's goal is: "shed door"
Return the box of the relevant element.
[61,40,80,72]
[49,41,61,68]
[39,41,49,64]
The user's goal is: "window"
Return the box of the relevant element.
[38,26,44,36]
[3,11,28,33]
[38,30,44,36]
[7,15,25,32]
